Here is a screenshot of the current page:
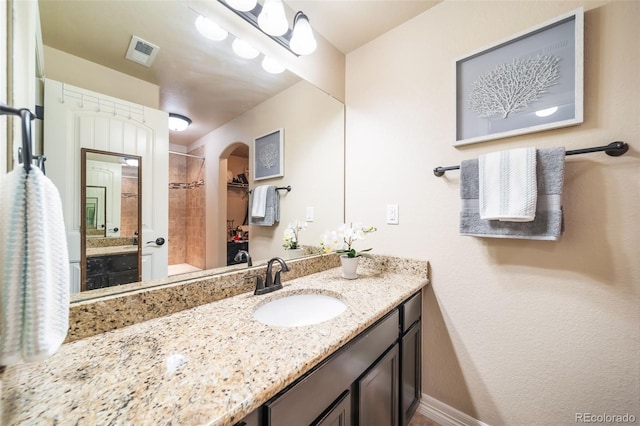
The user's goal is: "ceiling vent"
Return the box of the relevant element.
[125,35,159,67]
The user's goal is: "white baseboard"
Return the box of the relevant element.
[417,394,490,426]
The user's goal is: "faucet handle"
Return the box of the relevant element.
[273,270,285,288]
[244,274,264,294]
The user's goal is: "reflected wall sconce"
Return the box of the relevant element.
[168,113,192,131]
[261,56,285,74]
[232,38,260,58]
[124,158,139,167]
[195,15,228,41]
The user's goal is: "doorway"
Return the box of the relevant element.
[225,144,249,265]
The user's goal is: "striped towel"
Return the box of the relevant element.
[0,167,69,365]
[0,168,28,365]
[479,147,537,222]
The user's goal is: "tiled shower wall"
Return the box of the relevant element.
[168,154,187,265]
[168,148,206,268]
[120,166,139,237]
[186,146,205,269]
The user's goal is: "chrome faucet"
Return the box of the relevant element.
[234,250,252,266]
[247,257,289,295]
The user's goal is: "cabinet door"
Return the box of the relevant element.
[358,344,399,426]
[312,391,351,426]
[234,408,259,426]
[401,322,421,426]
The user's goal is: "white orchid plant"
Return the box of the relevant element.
[283,220,308,250]
[320,223,377,258]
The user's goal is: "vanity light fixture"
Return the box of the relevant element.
[225,0,257,12]
[289,11,317,55]
[232,37,260,59]
[218,0,316,56]
[195,15,228,41]
[261,56,285,74]
[257,0,288,36]
[168,113,192,132]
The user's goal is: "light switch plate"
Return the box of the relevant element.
[386,204,399,225]
[306,206,314,222]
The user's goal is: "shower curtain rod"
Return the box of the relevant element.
[168,150,205,160]
[433,141,629,177]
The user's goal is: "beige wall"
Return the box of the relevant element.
[43,46,159,109]
[191,79,344,268]
[345,1,639,424]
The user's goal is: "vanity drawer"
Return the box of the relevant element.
[107,253,138,271]
[401,291,421,333]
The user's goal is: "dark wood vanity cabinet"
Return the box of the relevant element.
[234,289,423,426]
[85,253,139,291]
[400,291,422,426]
[314,391,351,426]
[358,344,399,426]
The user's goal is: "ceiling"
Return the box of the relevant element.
[38,0,439,146]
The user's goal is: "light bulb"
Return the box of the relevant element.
[257,0,288,36]
[232,38,259,59]
[290,12,316,55]
[225,0,257,12]
[262,56,285,74]
[195,16,228,41]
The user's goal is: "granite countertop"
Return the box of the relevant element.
[86,245,138,257]
[2,263,427,425]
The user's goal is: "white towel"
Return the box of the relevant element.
[0,168,28,365]
[249,186,280,226]
[479,147,537,222]
[23,168,70,362]
[251,185,269,218]
[0,167,70,365]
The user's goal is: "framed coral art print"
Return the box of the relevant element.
[253,128,284,181]
[454,8,583,146]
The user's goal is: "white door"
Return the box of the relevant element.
[44,79,168,291]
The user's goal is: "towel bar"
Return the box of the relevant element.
[247,185,291,194]
[433,141,629,177]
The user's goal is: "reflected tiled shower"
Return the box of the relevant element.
[168,147,205,274]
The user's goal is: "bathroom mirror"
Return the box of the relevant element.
[85,186,106,237]
[37,0,345,302]
[80,149,142,293]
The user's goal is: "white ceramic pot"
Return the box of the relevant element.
[340,255,360,279]
[284,247,304,259]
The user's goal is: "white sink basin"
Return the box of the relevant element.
[253,293,347,327]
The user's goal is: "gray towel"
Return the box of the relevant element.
[249,186,280,226]
[460,147,565,240]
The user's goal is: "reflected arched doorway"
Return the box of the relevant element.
[220,142,250,266]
